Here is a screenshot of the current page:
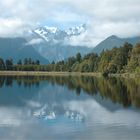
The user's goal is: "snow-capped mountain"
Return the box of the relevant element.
[34,26,67,42]
[30,24,91,62]
[33,24,86,42]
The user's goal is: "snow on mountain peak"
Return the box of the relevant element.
[33,24,86,42]
[66,24,86,36]
[44,26,59,34]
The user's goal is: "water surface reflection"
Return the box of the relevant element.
[0,76,140,140]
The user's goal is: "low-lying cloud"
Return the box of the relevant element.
[26,38,44,45]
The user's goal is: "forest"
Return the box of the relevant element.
[0,42,140,75]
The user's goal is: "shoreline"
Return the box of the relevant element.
[0,71,102,77]
[0,71,140,78]
[109,73,140,78]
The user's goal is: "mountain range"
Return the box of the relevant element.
[0,24,140,64]
[30,24,92,62]
[33,24,86,42]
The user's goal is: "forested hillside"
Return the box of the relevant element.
[1,42,140,75]
[45,42,140,75]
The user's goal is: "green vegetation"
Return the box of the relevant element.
[0,42,140,75]
[0,58,44,71]
[44,42,140,75]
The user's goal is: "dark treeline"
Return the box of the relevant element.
[0,58,42,71]
[0,42,140,74]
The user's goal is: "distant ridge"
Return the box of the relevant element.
[93,35,140,54]
[0,37,49,64]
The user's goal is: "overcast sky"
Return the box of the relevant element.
[0,0,140,47]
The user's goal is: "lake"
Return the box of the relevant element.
[0,75,140,140]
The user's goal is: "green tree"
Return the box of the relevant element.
[5,59,13,70]
[17,59,22,65]
[76,53,82,62]
[24,58,28,65]
[127,43,140,72]
[36,60,40,65]
[0,58,5,70]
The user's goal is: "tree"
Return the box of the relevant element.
[0,58,5,70]
[76,53,82,62]
[29,58,32,65]
[66,57,76,71]
[51,61,55,65]
[17,59,22,65]
[24,58,28,65]
[36,60,40,65]
[112,43,132,72]
[127,43,140,72]
[5,59,13,70]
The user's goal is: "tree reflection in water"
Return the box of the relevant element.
[0,75,140,108]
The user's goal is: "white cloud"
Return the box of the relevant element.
[0,0,140,47]
[64,99,140,127]
[66,30,100,47]
[26,38,43,45]
[0,18,30,37]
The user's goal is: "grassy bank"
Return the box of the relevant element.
[109,73,140,78]
[0,71,102,77]
[0,71,140,78]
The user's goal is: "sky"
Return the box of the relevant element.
[0,0,140,47]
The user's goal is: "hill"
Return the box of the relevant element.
[93,35,140,54]
[0,38,49,64]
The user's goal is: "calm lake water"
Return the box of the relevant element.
[0,76,140,140]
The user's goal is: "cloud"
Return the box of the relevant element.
[64,99,140,126]
[0,18,31,37]
[65,30,100,47]
[0,107,23,127]
[0,0,140,46]
[26,38,44,45]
